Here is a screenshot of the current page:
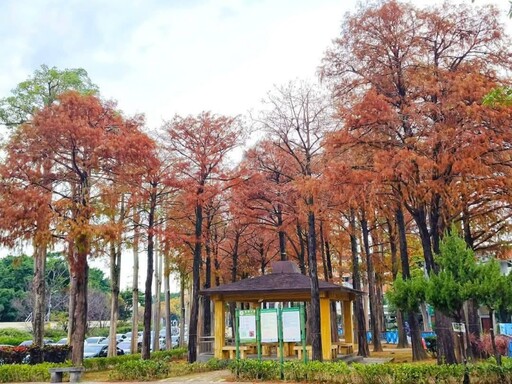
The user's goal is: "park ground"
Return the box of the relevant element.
[27,343,423,383]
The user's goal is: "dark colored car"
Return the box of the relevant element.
[18,339,53,347]
[83,344,124,358]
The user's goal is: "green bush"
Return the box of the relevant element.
[28,345,71,364]
[0,328,32,346]
[86,327,110,337]
[230,359,281,381]
[83,353,141,371]
[42,328,66,341]
[0,346,29,364]
[0,362,67,383]
[83,348,187,372]
[151,348,187,361]
[230,359,512,384]
[109,359,170,381]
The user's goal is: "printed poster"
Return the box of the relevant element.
[238,309,256,343]
[260,308,278,343]
[282,307,301,342]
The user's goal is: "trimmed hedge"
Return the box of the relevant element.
[0,362,69,383]
[108,357,229,381]
[229,358,512,384]
[0,328,31,347]
[83,347,187,371]
[0,345,70,365]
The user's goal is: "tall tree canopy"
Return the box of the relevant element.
[2,91,154,364]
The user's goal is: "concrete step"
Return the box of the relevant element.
[338,353,364,364]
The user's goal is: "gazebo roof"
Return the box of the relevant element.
[199,261,361,302]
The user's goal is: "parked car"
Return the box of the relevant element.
[18,339,52,347]
[52,338,68,345]
[84,337,107,345]
[83,344,124,358]
[117,340,141,355]
[104,333,126,345]
[123,331,143,342]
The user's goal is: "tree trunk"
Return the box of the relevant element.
[67,242,76,344]
[70,251,88,366]
[142,188,157,360]
[349,209,369,357]
[411,206,456,364]
[466,299,480,359]
[164,251,172,349]
[387,218,409,348]
[434,310,457,365]
[180,271,186,347]
[231,233,239,283]
[420,303,431,332]
[153,237,161,352]
[188,202,203,363]
[396,310,409,348]
[32,243,46,347]
[396,207,427,360]
[203,242,212,337]
[307,204,322,361]
[320,221,328,281]
[325,237,333,280]
[375,273,385,336]
[131,217,140,354]
[360,212,382,352]
[489,309,502,366]
[296,222,306,275]
[108,241,121,357]
[277,204,287,261]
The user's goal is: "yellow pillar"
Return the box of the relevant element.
[320,297,332,360]
[213,298,225,359]
[343,300,353,344]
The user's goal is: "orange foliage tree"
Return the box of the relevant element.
[2,91,154,365]
[322,0,512,363]
[162,112,244,363]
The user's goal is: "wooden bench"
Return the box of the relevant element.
[293,345,312,360]
[331,344,339,359]
[335,342,354,355]
[221,346,248,359]
[49,367,84,383]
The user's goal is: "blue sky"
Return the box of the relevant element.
[0,0,362,131]
[1,0,509,131]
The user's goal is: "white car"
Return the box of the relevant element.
[84,336,107,344]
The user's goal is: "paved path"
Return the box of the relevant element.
[26,370,235,384]
[161,369,234,382]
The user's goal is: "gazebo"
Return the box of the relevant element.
[200,261,360,360]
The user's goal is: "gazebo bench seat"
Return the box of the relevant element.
[334,342,354,354]
[222,345,248,359]
[293,345,312,360]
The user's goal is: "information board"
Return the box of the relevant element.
[260,308,278,343]
[238,309,257,343]
[452,322,466,333]
[282,308,301,342]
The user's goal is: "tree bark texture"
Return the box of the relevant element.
[360,213,382,352]
[32,244,46,347]
[70,253,88,366]
[188,202,203,363]
[349,210,369,357]
[396,207,427,360]
[307,206,322,361]
[131,217,140,354]
[142,188,156,360]
[108,241,121,357]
